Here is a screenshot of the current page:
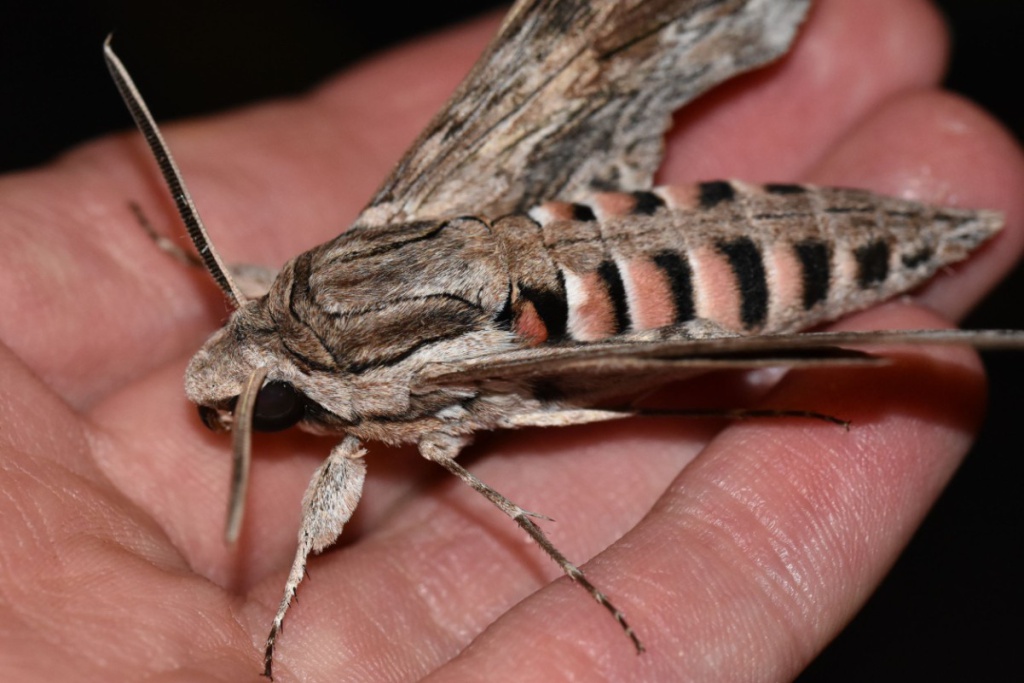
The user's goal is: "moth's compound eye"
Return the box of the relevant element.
[252,380,307,432]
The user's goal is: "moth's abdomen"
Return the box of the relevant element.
[492,181,1001,344]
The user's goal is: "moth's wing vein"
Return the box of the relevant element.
[357,0,813,226]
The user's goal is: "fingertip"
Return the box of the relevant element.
[661,0,950,181]
[810,90,1024,319]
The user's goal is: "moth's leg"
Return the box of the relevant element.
[543,402,849,432]
[676,317,740,340]
[636,407,849,427]
[501,407,631,428]
[506,405,847,430]
[418,431,644,653]
[129,200,202,267]
[128,201,278,298]
[263,435,367,680]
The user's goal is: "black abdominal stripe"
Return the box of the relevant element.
[505,180,1000,343]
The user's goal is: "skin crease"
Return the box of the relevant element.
[0,0,1022,680]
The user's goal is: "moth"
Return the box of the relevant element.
[103,0,1024,677]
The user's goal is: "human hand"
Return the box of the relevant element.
[1,0,1022,680]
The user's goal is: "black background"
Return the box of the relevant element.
[1,1,1020,679]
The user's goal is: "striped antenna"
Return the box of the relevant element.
[103,35,247,307]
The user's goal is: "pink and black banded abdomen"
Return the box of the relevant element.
[491,180,1001,345]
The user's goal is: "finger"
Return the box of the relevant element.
[0,157,219,407]
[0,344,258,679]
[413,306,985,683]
[662,0,949,181]
[808,89,1024,320]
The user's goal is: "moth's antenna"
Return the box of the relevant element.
[225,367,268,544]
[103,35,247,308]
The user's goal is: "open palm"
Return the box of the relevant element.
[2,0,1022,681]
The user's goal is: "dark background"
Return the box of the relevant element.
[1,1,1019,679]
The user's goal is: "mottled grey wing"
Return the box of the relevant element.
[414,329,1024,386]
[357,0,811,226]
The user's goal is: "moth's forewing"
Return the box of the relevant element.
[359,0,813,225]
[418,329,1024,386]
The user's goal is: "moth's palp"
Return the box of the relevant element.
[226,367,270,545]
[103,35,248,307]
[198,404,232,432]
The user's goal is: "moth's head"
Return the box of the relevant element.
[185,298,344,544]
[184,299,335,437]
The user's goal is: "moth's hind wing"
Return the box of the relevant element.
[357,0,812,226]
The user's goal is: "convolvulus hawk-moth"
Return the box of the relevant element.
[102,0,1024,677]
